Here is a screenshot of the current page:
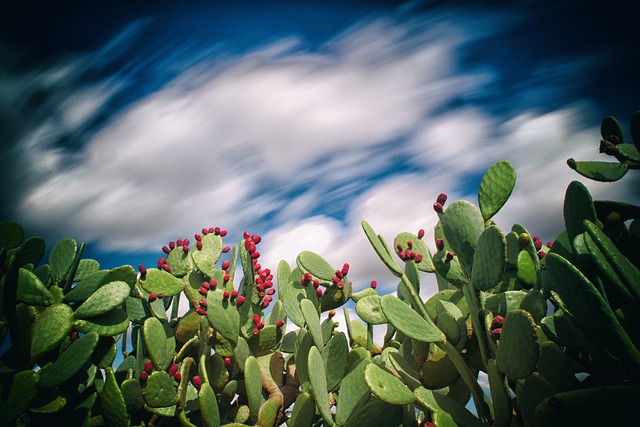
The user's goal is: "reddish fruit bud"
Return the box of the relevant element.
[149,293,157,302]
[199,287,208,296]
[253,314,261,324]
[222,246,230,253]
[209,279,217,288]
[407,240,413,249]
[196,241,203,250]
[547,241,554,249]
[331,277,340,285]
[437,193,448,205]
[157,293,164,299]
[262,300,270,308]
[436,238,444,250]
[534,239,542,251]
[608,134,622,144]
[491,315,505,330]
[257,321,265,329]
[398,251,406,261]
[254,263,261,270]
[163,245,170,254]
[312,279,319,288]
[169,241,176,249]
[208,227,215,234]
[316,288,323,297]
[157,258,165,268]
[195,233,202,241]
[199,299,208,308]
[415,254,423,263]
[396,243,403,252]
[168,364,179,376]
[328,310,336,318]
[537,251,546,259]
[176,239,183,246]
[202,228,209,235]
[183,238,190,246]
[337,281,344,290]
[138,264,147,276]
[191,376,202,390]
[251,234,262,244]
[202,281,211,290]
[224,357,232,367]
[220,230,228,237]
[418,229,425,239]
[222,260,230,270]
[253,328,260,336]
[144,361,153,373]
[370,280,377,289]
[342,263,350,276]
[243,231,250,239]
[224,273,230,282]
[446,252,455,261]
[162,264,172,273]
[405,249,413,259]
[140,371,149,381]
[258,291,265,298]
[231,290,238,299]
[276,319,285,328]
[196,307,206,316]
[251,251,260,259]
[183,244,189,253]
[173,372,182,382]
[433,202,444,213]
[223,290,230,299]
[70,331,79,341]
[490,328,502,340]
[335,269,343,279]
[214,227,221,235]
[266,288,275,295]
[236,296,245,307]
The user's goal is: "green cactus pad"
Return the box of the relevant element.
[101,367,129,427]
[17,267,54,306]
[436,300,467,350]
[495,309,540,380]
[206,288,240,346]
[485,290,526,317]
[394,232,435,272]
[295,329,313,392]
[388,352,422,390]
[420,348,459,389]
[425,289,468,321]
[248,325,282,357]
[322,332,348,391]
[361,221,403,277]
[31,303,75,360]
[73,258,100,282]
[516,250,537,287]
[74,308,129,336]
[288,392,316,427]
[143,371,179,407]
[308,346,334,426]
[478,160,516,220]
[281,280,307,328]
[120,378,145,413]
[90,336,117,368]
[297,251,337,282]
[471,225,506,290]
[546,252,640,368]
[355,295,387,325]
[0,369,38,425]
[244,356,263,421]
[414,387,484,427]
[563,181,597,246]
[15,236,45,268]
[301,299,324,350]
[536,341,578,392]
[140,268,184,297]
[0,221,24,249]
[334,359,370,425]
[515,373,556,427]
[533,384,640,427]
[198,383,221,427]
[38,332,99,388]
[600,115,623,142]
[64,269,109,303]
[191,250,217,278]
[380,295,444,343]
[74,280,130,319]
[363,362,415,405]
[144,317,175,370]
[567,160,629,182]
[350,287,377,303]
[166,245,191,277]
[441,200,485,274]
[487,359,512,427]
[49,238,77,286]
[343,396,403,427]
[257,397,281,427]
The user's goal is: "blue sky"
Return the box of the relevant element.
[1,0,639,299]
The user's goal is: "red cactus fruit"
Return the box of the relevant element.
[202,281,211,290]
[168,364,179,377]
[276,319,285,328]
[140,371,149,381]
[415,253,423,263]
[446,252,455,261]
[257,321,265,329]
[138,264,147,276]
[418,229,425,239]
[407,240,413,249]
[236,296,245,306]
[398,251,406,261]
[70,331,79,341]
[335,269,343,279]
[547,241,554,248]
[196,241,203,250]
[433,202,444,213]
[202,228,209,235]
[243,231,251,239]
[490,328,502,340]
[251,234,262,244]
[196,307,207,316]
[162,264,172,273]
[405,250,413,259]
[208,227,215,234]
[537,251,546,259]
[191,376,202,390]
[162,245,170,254]
[396,243,403,252]
[199,287,208,296]
[223,290,230,299]
[316,288,323,297]
[183,238,190,246]
[437,193,448,205]
[337,281,344,290]
[169,241,176,249]
[312,279,319,288]
[144,361,153,373]
[224,357,232,367]
[436,239,445,250]
[220,230,228,237]
[157,258,166,268]
[231,290,238,299]
[262,300,270,308]
[222,245,230,253]
[491,315,504,330]
[183,244,189,253]
[149,293,157,302]
[253,328,260,336]
[173,372,182,382]
[258,291,265,298]
[254,263,261,270]
[223,273,230,282]
[157,293,163,299]
[266,288,275,295]
[250,251,260,259]
[328,310,336,318]
[215,227,221,235]
[253,314,261,325]
[209,279,217,288]
[370,280,377,289]
[199,299,208,308]
[221,260,230,270]
[534,239,542,251]
[342,263,350,276]
[195,233,202,241]
[176,239,183,246]
[331,276,341,285]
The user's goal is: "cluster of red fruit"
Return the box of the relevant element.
[243,231,276,310]
[252,313,285,336]
[490,315,504,340]
[140,360,181,383]
[396,240,424,263]
[300,262,350,298]
[532,235,553,260]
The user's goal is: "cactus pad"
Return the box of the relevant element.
[478,160,516,220]
[495,309,540,380]
[380,294,444,343]
[471,225,506,290]
[31,303,75,360]
[140,268,184,297]
[38,332,99,388]
[74,280,131,319]
[143,370,179,407]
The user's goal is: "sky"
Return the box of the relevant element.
[2,0,639,304]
